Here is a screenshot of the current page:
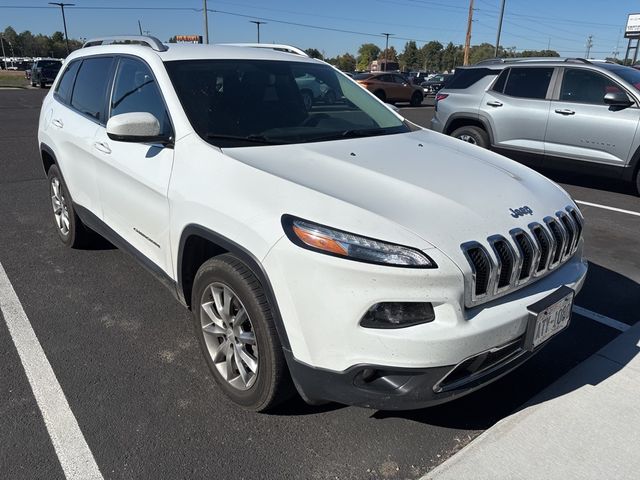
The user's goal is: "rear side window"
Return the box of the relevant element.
[71,57,114,122]
[491,68,509,93]
[54,60,80,104]
[503,67,553,100]
[448,68,498,89]
[110,57,171,136]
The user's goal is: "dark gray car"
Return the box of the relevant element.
[30,59,63,88]
[430,58,640,194]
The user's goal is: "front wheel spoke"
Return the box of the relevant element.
[233,344,251,385]
[238,347,258,373]
[201,301,225,329]
[232,307,247,327]
[225,342,235,380]
[238,331,256,345]
[212,339,228,363]
[210,286,226,319]
[202,322,226,337]
[222,286,234,318]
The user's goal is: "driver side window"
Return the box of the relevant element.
[110,57,171,136]
[560,68,621,105]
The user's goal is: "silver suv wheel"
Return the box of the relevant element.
[200,282,258,390]
[50,176,70,237]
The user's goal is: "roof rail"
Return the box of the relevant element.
[220,43,309,57]
[83,35,168,52]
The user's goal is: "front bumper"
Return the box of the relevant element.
[263,236,587,409]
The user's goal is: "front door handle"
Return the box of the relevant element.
[486,100,503,107]
[52,118,63,128]
[555,108,575,115]
[94,141,111,154]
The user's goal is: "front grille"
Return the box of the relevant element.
[461,206,583,307]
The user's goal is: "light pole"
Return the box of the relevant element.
[494,0,506,57]
[49,2,74,55]
[381,33,393,71]
[250,21,266,43]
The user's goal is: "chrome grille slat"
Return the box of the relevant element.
[461,205,583,308]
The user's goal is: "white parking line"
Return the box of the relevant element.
[573,305,630,332]
[575,200,640,217]
[0,262,103,480]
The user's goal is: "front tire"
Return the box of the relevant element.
[47,164,95,248]
[410,91,423,107]
[634,167,640,196]
[451,125,489,148]
[191,254,293,411]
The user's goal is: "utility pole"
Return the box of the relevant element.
[463,0,474,65]
[381,33,393,71]
[203,0,209,44]
[494,0,505,57]
[0,35,7,71]
[585,34,593,58]
[250,21,266,43]
[49,2,74,55]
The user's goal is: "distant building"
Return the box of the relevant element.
[370,59,399,72]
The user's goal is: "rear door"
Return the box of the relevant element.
[545,67,640,166]
[49,56,115,216]
[481,66,555,157]
[93,56,175,274]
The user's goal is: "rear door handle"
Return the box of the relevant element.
[486,101,503,107]
[52,118,63,128]
[94,141,111,154]
[555,108,575,115]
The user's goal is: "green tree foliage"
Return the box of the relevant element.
[357,43,381,71]
[330,52,356,72]
[3,26,82,58]
[377,45,398,62]
[419,41,444,71]
[304,48,323,59]
[399,41,420,71]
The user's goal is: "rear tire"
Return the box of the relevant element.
[634,168,640,196]
[47,164,96,248]
[191,254,293,411]
[410,91,423,107]
[40,80,46,88]
[373,89,386,102]
[451,125,489,148]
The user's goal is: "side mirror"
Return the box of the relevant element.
[106,112,170,144]
[603,91,633,107]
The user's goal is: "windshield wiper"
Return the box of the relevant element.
[306,128,394,143]
[205,133,284,145]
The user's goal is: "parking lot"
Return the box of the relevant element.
[1,88,639,480]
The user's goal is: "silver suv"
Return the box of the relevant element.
[431,58,640,194]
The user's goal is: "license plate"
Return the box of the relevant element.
[524,286,574,351]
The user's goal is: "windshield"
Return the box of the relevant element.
[602,64,640,91]
[39,60,62,68]
[165,60,408,147]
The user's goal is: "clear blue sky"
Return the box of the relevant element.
[1,0,639,58]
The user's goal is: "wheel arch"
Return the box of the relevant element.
[40,142,57,176]
[177,224,291,350]
[444,114,495,146]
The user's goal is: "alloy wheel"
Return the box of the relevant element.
[200,282,259,390]
[458,134,477,145]
[50,176,70,236]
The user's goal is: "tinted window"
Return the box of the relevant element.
[39,60,62,68]
[601,64,640,91]
[491,68,509,93]
[54,60,80,104]
[448,68,498,89]
[353,73,373,80]
[110,57,171,135]
[392,75,406,84]
[503,67,553,99]
[165,59,407,147]
[560,68,622,104]
[71,57,114,122]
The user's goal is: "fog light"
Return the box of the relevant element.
[360,302,435,329]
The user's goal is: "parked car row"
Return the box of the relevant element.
[354,72,424,106]
[431,57,640,194]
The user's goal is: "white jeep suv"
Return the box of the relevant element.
[38,36,588,411]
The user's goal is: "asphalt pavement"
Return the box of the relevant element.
[1,89,638,480]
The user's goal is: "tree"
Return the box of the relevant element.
[399,41,420,71]
[304,48,323,59]
[377,45,398,62]
[419,41,443,71]
[468,42,496,65]
[331,53,356,72]
[440,42,463,72]
[357,43,380,71]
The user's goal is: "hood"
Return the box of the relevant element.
[223,130,574,255]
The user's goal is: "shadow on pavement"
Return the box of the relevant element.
[537,167,636,196]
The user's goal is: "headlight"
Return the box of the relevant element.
[282,215,436,268]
